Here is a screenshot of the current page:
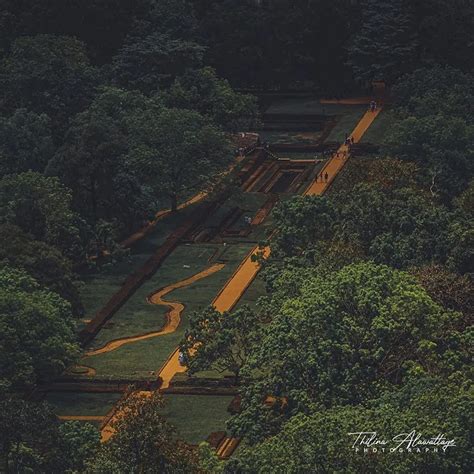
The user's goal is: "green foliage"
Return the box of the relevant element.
[0,171,83,261]
[0,108,54,176]
[348,0,418,83]
[0,224,83,316]
[58,421,101,473]
[271,186,471,273]
[0,34,98,130]
[49,117,148,231]
[90,391,198,473]
[128,107,232,210]
[230,263,465,441]
[0,396,99,473]
[163,67,259,132]
[413,265,473,329]
[233,376,473,473]
[271,195,335,258]
[113,32,204,93]
[384,114,474,199]
[0,266,79,389]
[181,306,261,382]
[392,66,474,120]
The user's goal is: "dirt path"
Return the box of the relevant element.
[305,108,382,196]
[85,263,225,357]
[58,415,104,422]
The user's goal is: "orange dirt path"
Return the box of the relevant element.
[59,415,105,422]
[85,264,224,357]
[305,108,382,196]
[158,245,271,389]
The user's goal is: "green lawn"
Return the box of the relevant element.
[325,106,367,143]
[79,204,198,318]
[235,275,267,309]
[44,392,122,417]
[85,244,220,350]
[81,243,254,380]
[265,98,365,116]
[258,130,322,145]
[161,395,233,444]
[360,108,396,145]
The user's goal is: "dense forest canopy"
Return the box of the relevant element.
[0,0,472,472]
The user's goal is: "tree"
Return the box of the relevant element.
[335,185,455,269]
[0,108,54,176]
[47,96,156,236]
[0,397,99,473]
[0,34,98,130]
[0,224,83,316]
[181,306,261,383]
[58,421,100,473]
[90,391,198,473]
[230,263,464,441]
[412,265,473,330]
[233,376,472,473]
[163,67,259,132]
[0,266,79,389]
[270,195,335,258]
[0,171,83,261]
[385,114,474,199]
[127,107,232,211]
[392,66,474,120]
[348,0,418,84]
[113,32,204,93]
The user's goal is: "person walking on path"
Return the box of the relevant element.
[324,172,329,183]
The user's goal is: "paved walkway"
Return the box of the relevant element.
[305,108,382,195]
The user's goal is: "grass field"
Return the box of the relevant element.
[86,244,219,350]
[161,395,233,444]
[45,392,122,417]
[258,130,322,145]
[265,98,365,116]
[359,108,396,145]
[79,204,198,318]
[234,275,267,309]
[325,106,367,142]
[81,242,254,380]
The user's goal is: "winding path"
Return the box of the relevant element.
[85,263,225,357]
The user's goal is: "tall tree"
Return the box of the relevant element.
[127,107,232,211]
[348,0,418,84]
[0,224,83,316]
[91,391,198,473]
[0,34,98,131]
[0,171,83,261]
[0,397,99,473]
[181,306,261,383]
[0,108,54,176]
[163,67,259,132]
[0,266,79,389]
